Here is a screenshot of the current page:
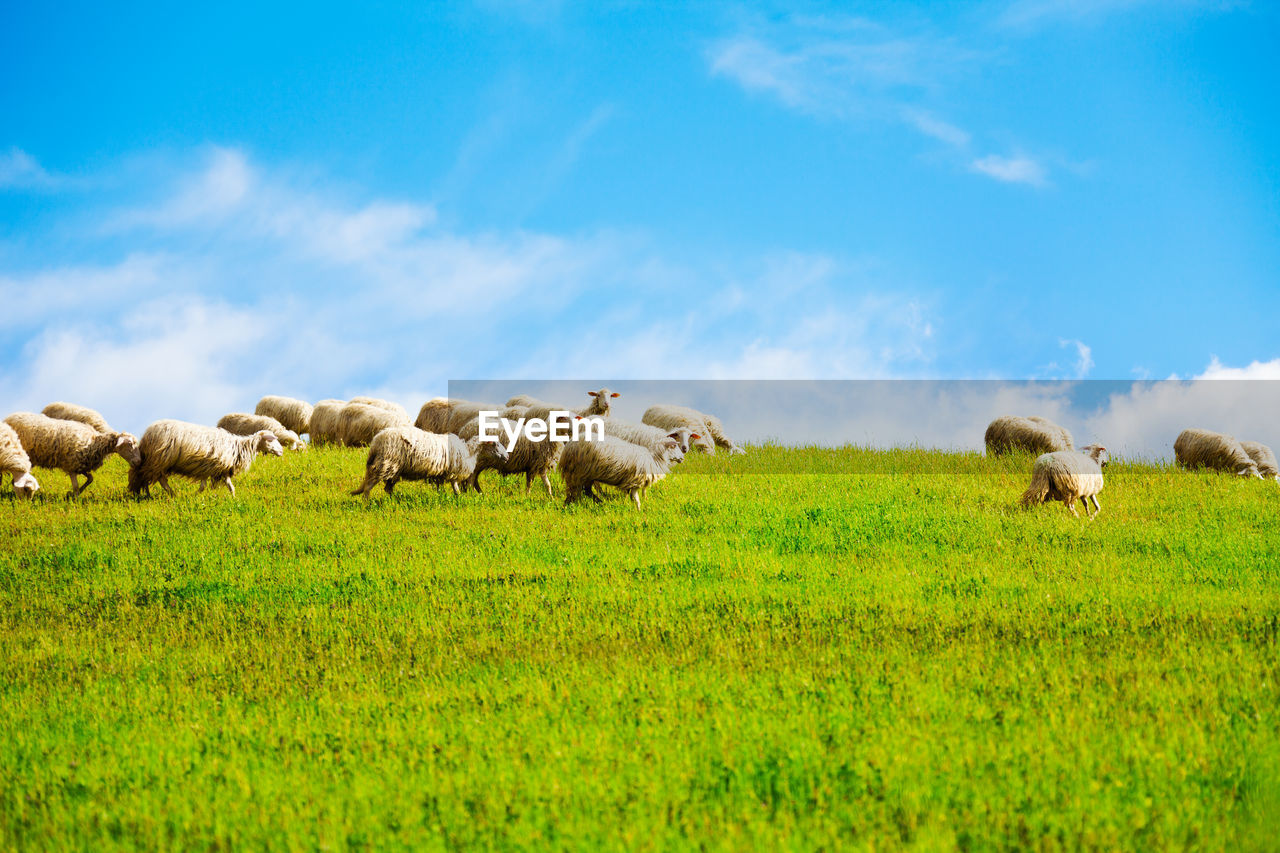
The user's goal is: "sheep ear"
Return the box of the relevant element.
[587,391,598,397]
[610,392,619,398]
[690,433,701,440]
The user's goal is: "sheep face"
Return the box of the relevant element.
[1081,444,1109,467]
[256,431,285,457]
[12,472,39,498]
[1236,461,1263,478]
[115,433,142,467]
[586,388,620,414]
[478,439,509,466]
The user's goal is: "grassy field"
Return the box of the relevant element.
[2,445,1278,850]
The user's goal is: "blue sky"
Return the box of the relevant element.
[2,0,1278,430]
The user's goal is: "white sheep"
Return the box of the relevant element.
[308,399,347,445]
[217,412,307,450]
[508,388,620,418]
[128,419,283,497]
[643,404,744,455]
[559,433,680,509]
[984,415,1074,457]
[414,398,503,434]
[1240,441,1279,481]
[587,417,697,463]
[337,402,412,447]
[1021,444,1109,518]
[349,396,410,421]
[453,413,576,496]
[351,426,508,498]
[4,412,141,498]
[254,395,314,436]
[41,401,113,434]
[1,421,39,498]
[1174,428,1262,478]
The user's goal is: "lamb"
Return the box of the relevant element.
[1240,441,1279,481]
[3,412,141,498]
[559,433,680,509]
[641,404,743,455]
[254,395,314,436]
[0,421,39,498]
[217,412,307,450]
[984,415,1074,457]
[41,401,113,434]
[349,396,410,421]
[351,426,508,498]
[1174,428,1262,478]
[308,399,347,445]
[507,388,620,418]
[336,402,412,447]
[1020,444,1109,519]
[127,419,283,497]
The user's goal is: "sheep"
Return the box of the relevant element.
[453,413,574,496]
[559,433,680,509]
[351,426,508,498]
[1020,444,1109,519]
[336,402,411,447]
[0,421,39,498]
[588,417,697,463]
[308,399,347,445]
[41,401,113,434]
[984,415,1074,457]
[3,412,141,498]
[1174,428,1262,478]
[414,398,503,434]
[349,396,410,421]
[642,404,743,455]
[507,388,620,418]
[127,419,283,497]
[217,412,307,450]
[254,395,314,436]
[1240,441,1279,481]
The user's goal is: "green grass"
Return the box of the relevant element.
[2,446,1278,850]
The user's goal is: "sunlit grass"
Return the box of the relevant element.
[2,446,1278,849]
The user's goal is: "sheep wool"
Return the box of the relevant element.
[508,388,620,419]
[593,417,696,463]
[352,426,508,498]
[4,411,141,497]
[984,415,1074,457]
[1174,428,1261,478]
[129,419,283,497]
[42,401,113,434]
[254,395,314,436]
[218,412,307,450]
[641,405,716,455]
[0,421,39,498]
[349,397,410,420]
[559,433,680,509]
[1020,444,1109,519]
[415,398,502,435]
[1240,441,1279,481]
[308,400,347,445]
[337,402,412,447]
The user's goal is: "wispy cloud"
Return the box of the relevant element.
[999,0,1246,29]
[969,153,1048,186]
[0,147,59,190]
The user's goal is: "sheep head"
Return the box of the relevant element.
[584,388,620,416]
[114,433,143,467]
[473,437,509,465]
[12,472,39,498]
[255,431,285,457]
[1236,461,1263,478]
[1081,444,1109,467]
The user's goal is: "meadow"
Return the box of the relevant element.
[2,445,1278,850]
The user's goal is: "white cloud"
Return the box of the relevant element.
[0,147,57,190]
[969,153,1048,186]
[1059,338,1094,378]
[1196,356,1280,380]
[901,108,971,147]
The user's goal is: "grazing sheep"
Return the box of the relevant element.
[337,402,412,447]
[589,417,697,463]
[128,420,283,497]
[217,412,307,450]
[349,396,410,421]
[642,404,743,455]
[559,433,680,509]
[41,401,113,434]
[414,398,503,434]
[507,388,620,418]
[1174,428,1262,478]
[0,421,39,498]
[1020,444,1109,519]
[308,399,347,445]
[4,412,141,498]
[254,395,314,436]
[454,414,573,496]
[984,415,1074,457]
[351,426,508,498]
[1240,441,1279,481]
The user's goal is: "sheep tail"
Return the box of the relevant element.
[1020,466,1050,508]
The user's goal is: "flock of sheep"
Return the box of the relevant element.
[1,394,1275,514]
[0,391,745,510]
[984,414,1278,519]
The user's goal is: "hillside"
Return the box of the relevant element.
[2,446,1278,849]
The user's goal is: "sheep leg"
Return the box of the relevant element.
[542,473,553,496]
[451,481,462,496]
[524,472,535,495]
[67,474,80,498]
[385,478,397,496]
[1089,495,1101,518]
[1063,497,1078,518]
[79,471,93,495]
[159,475,176,497]
[630,489,642,510]
[470,473,483,494]
[588,483,603,504]
[224,477,236,497]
